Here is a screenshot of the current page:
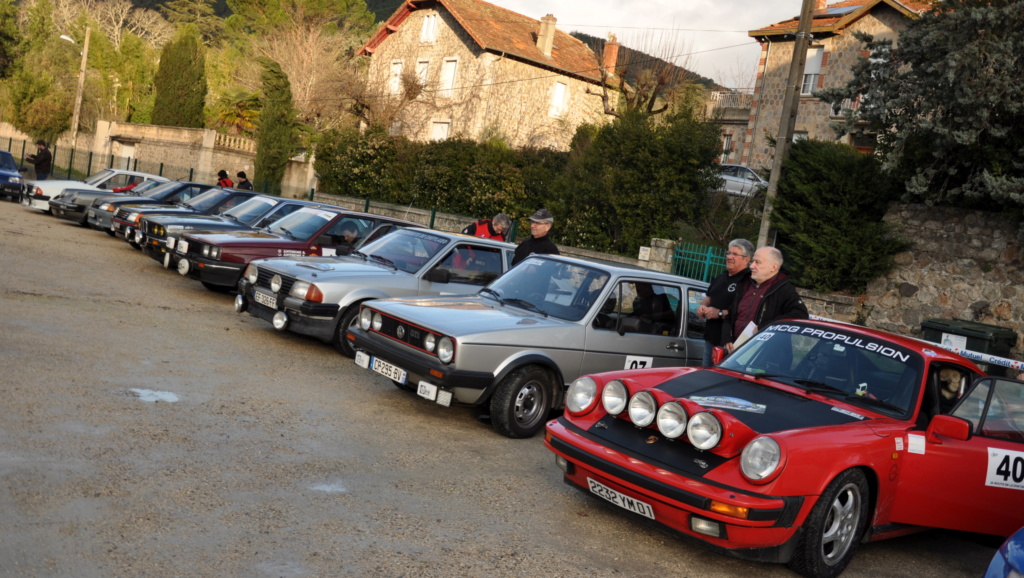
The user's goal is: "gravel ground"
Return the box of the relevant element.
[0,199,998,577]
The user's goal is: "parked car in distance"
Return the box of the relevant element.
[0,150,25,202]
[349,254,709,438]
[544,320,1024,577]
[49,179,164,225]
[717,164,766,197]
[112,188,259,246]
[985,525,1024,578]
[175,207,419,291]
[236,228,514,357]
[86,181,216,234]
[139,197,336,268]
[22,168,168,213]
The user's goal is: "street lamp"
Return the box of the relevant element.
[60,28,91,151]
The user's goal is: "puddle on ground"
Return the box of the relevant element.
[309,482,347,493]
[128,388,180,403]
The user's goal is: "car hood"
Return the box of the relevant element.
[146,214,236,228]
[122,204,195,214]
[34,180,89,191]
[253,255,396,279]
[370,295,568,337]
[188,230,288,246]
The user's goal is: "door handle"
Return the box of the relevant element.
[666,342,683,351]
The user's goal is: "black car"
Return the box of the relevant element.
[0,151,24,202]
[138,197,337,268]
[111,188,260,246]
[50,179,166,225]
[86,181,216,234]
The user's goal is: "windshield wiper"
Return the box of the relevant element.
[792,378,847,396]
[368,254,396,269]
[503,298,548,317]
[479,287,501,301]
[350,250,368,261]
[222,213,239,222]
[845,395,903,413]
[277,227,296,240]
[746,370,784,380]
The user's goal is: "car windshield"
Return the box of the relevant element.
[83,169,116,186]
[266,208,337,241]
[718,321,924,417]
[129,180,163,195]
[222,197,276,224]
[0,152,17,171]
[356,228,451,274]
[184,189,234,212]
[484,257,609,321]
[140,181,184,199]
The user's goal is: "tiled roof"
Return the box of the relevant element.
[749,0,935,38]
[361,0,604,84]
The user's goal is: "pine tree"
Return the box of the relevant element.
[0,0,22,78]
[253,58,298,195]
[152,25,207,128]
[161,0,223,44]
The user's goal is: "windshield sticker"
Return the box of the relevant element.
[625,355,653,370]
[409,231,448,244]
[315,210,335,220]
[771,325,911,363]
[754,332,774,341]
[830,406,865,420]
[987,447,1024,491]
[689,396,767,414]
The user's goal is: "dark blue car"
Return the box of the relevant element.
[0,150,25,202]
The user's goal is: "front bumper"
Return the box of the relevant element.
[349,326,495,405]
[237,278,339,342]
[49,200,87,222]
[544,416,807,564]
[87,207,115,231]
[179,254,246,288]
[0,183,21,199]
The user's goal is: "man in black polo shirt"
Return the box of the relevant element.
[696,238,753,366]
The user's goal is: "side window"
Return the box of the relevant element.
[953,378,1024,441]
[326,218,372,247]
[686,288,707,339]
[592,284,622,331]
[597,281,680,335]
[437,245,503,286]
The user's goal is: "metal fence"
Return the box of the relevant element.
[671,241,726,283]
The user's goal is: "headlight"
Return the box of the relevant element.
[656,402,688,439]
[289,280,309,298]
[98,202,114,211]
[423,333,436,352]
[10,176,21,184]
[202,245,221,259]
[245,264,258,285]
[602,380,628,415]
[371,312,383,331]
[359,307,372,330]
[152,224,165,237]
[270,275,283,293]
[740,437,782,481]
[437,336,454,363]
[565,377,597,414]
[687,412,722,450]
[126,212,140,222]
[628,391,657,427]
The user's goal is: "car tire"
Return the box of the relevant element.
[788,468,869,578]
[331,305,362,358]
[489,365,553,439]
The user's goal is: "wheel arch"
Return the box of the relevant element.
[490,354,566,409]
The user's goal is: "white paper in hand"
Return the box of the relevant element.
[734,321,758,348]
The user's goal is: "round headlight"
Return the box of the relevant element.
[437,337,454,363]
[687,412,722,450]
[245,264,258,285]
[372,312,383,332]
[741,437,782,481]
[359,307,373,330]
[423,333,436,352]
[565,377,597,414]
[628,391,657,427]
[289,280,310,299]
[270,275,283,293]
[602,380,628,415]
[656,402,688,439]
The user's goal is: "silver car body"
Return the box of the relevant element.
[718,164,766,197]
[23,168,167,212]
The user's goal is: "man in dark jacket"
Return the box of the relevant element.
[235,171,253,190]
[696,238,754,366]
[27,140,52,181]
[511,208,559,266]
[725,246,808,352]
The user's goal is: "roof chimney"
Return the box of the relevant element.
[603,34,619,76]
[536,14,556,58]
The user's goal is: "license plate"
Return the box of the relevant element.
[354,351,370,368]
[88,210,95,218]
[587,478,655,520]
[371,357,407,384]
[417,381,437,401]
[112,222,120,231]
[166,237,176,250]
[177,239,189,254]
[253,290,276,309]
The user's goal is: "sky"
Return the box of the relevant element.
[495,0,805,90]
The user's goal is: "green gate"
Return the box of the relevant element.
[671,242,726,283]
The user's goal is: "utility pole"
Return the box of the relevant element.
[70,27,91,151]
[757,0,817,248]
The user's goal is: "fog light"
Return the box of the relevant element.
[272,311,289,330]
[163,252,172,269]
[177,259,191,276]
[234,294,247,313]
[554,455,571,473]
[690,516,722,538]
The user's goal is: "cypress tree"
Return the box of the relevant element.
[152,25,206,128]
[254,58,298,195]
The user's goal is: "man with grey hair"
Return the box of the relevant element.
[696,238,754,366]
[462,212,511,241]
[725,246,808,353]
[512,208,559,266]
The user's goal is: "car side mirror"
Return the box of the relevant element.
[926,415,971,443]
[423,268,450,283]
[711,347,726,365]
[617,316,641,336]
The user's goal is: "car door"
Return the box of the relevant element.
[421,242,506,295]
[889,376,1024,536]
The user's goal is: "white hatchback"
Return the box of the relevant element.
[22,168,167,212]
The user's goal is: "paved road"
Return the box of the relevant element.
[0,199,998,576]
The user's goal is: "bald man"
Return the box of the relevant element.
[725,247,808,352]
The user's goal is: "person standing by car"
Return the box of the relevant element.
[725,246,808,353]
[216,170,234,188]
[26,140,52,181]
[512,208,559,266]
[235,171,253,190]
[462,212,510,241]
[696,238,754,366]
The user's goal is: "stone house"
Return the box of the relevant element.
[731,0,934,170]
[358,0,615,151]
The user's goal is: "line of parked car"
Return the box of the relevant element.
[19,168,1023,578]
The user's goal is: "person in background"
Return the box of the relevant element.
[217,170,234,188]
[696,238,754,366]
[235,171,253,190]
[511,208,559,266]
[26,140,52,181]
[724,246,808,353]
[462,213,510,241]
